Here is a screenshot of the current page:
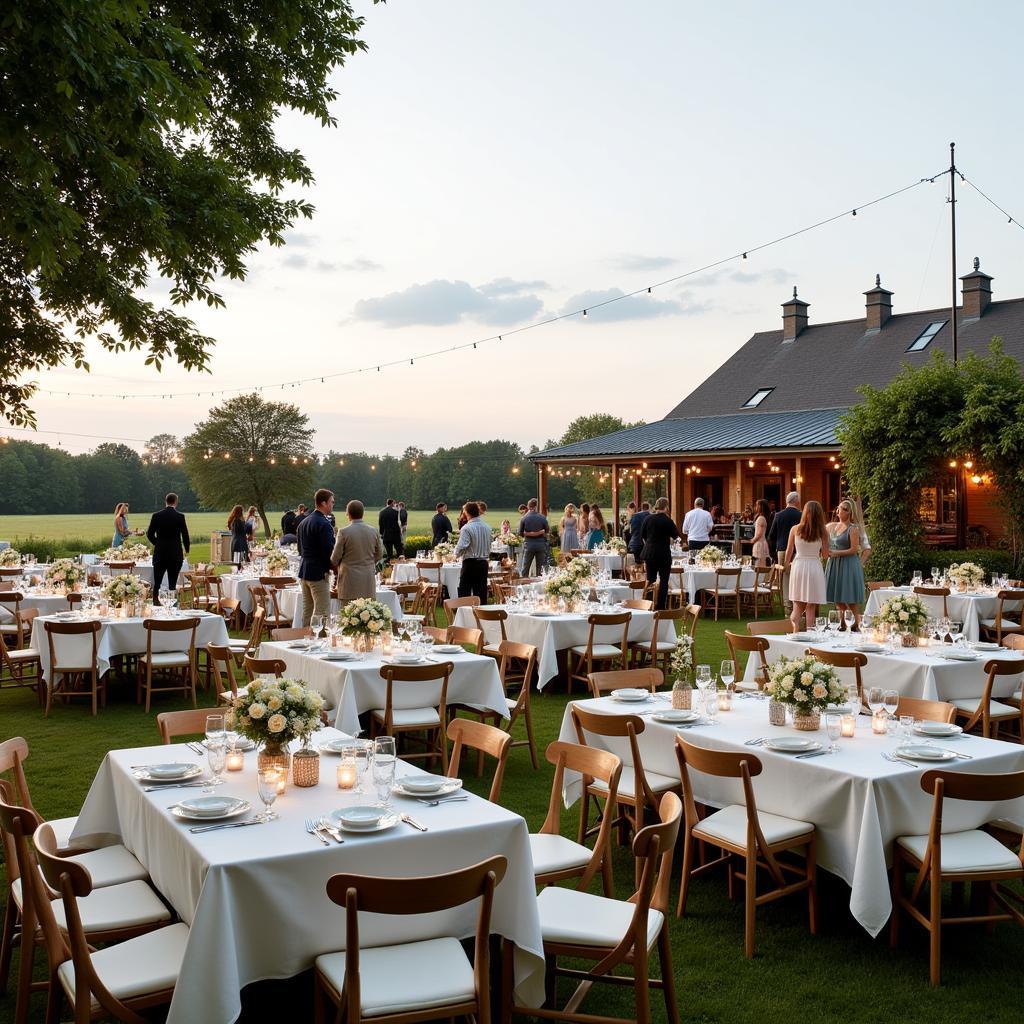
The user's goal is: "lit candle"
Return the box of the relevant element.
[872,711,888,735]
[336,759,357,790]
[717,690,732,711]
[841,714,856,738]
[226,749,245,772]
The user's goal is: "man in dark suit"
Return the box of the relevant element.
[431,502,454,546]
[766,490,802,613]
[627,501,651,565]
[640,498,680,610]
[146,492,190,602]
[378,498,403,560]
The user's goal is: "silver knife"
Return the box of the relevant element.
[144,782,209,792]
[190,818,266,834]
[317,819,346,844]
[795,749,829,759]
[401,814,428,831]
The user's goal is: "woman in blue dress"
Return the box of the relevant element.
[112,503,131,548]
[825,498,866,629]
[586,507,607,549]
[559,504,580,555]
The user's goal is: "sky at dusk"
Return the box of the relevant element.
[12,0,1024,455]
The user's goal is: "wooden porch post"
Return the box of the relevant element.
[611,463,620,537]
[633,468,642,508]
[537,462,548,516]
[670,461,682,529]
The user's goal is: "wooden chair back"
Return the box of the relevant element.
[422,624,448,643]
[866,580,894,591]
[584,611,631,659]
[443,596,480,626]
[914,586,950,619]
[259,575,296,587]
[895,695,956,724]
[207,643,239,699]
[414,560,442,583]
[806,647,866,705]
[620,598,653,611]
[377,661,453,735]
[447,625,484,653]
[473,606,509,646]
[157,708,219,744]
[44,618,101,672]
[725,630,770,690]
[270,627,311,641]
[243,655,287,681]
[143,616,199,656]
[0,737,35,817]
[957,659,1024,736]
[446,718,512,802]
[588,667,663,697]
[683,603,701,635]
[747,618,793,636]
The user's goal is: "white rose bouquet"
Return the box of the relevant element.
[877,593,928,633]
[605,537,627,554]
[0,549,21,567]
[696,546,723,567]
[766,653,844,715]
[231,678,324,747]
[264,550,290,575]
[543,570,584,604]
[947,561,986,588]
[564,556,594,580]
[339,597,393,638]
[431,541,456,561]
[669,633,694,680]
[501,532,521,548]
[45,559,85,591]
[102,573,148,606]
[102,542,150,563]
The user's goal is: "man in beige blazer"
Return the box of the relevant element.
[330,499,384,601]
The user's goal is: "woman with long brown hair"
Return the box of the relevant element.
[112,502,131,548]
[227,504,248,567]
[577,503,591,549]
[587,506,607,549]
[751,498,771,566]
[785,500,828,632]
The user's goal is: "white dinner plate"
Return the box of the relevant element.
[392,653,424,664]
[913,722,963,738]
[610,688,651,703]
[893,744,956,762]
[133,763,202,783]
[652,709,701,724]
[969,642,1001,651]
[433,644,464,654]
[287,640,312,650]
[393,776,463,798]
[763,737,821,753]
[318,735,358,755]
[323,650,356,661]
[530,611,557,617]
[329,806,400,833]
[787,632,817,642]
[936,649,980,661]
[853,643,885,653]
[171,797,250,821]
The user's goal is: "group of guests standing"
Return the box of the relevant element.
[557,503,608,551]
[227,505,261,565]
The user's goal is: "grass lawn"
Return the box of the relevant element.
[1,610,1021,1023]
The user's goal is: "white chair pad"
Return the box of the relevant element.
[7,647,39,661]
[316,936,475,1017]
[981,618,1023,629]
[58,879,172,933]
[896,830,1021,873]
[570,644,622,659]
[693,803,814,849]
[141,651,191,668]
[68,844,149,889]
[530,833,593,876]
[226,639,248,649]
[11,877,22,910]
[631,639,678,653]
[58,921,189,1012]
[537,885,663,949]
[590,768,678,800]
[371,707,441,728]
[950,696,1019,718]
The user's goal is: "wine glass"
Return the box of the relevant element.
[720,659,735,693]
[223,708,238,750]
[205,714,225,748]
[867,686,885,718]
[257,768,281,820]
[847,682,861,715]
[825,712,842,753]
[695,665,712,716]
[372,736,397,806]
[827,610,841,638]
[844,609,856,634]
[814,616,827,638]
[310,614,324,643]
[883,689,899,727]
[949,620,964,647]
[203,744,226,791]
[931,566,940,584]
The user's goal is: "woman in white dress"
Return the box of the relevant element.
[785,500,828,633]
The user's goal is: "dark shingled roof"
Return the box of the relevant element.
[667,297,1024,418]
[532,408,845,461]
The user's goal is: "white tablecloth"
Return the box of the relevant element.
[30,611,229,686]
[271,586,403,627]
[390,562,462,595]
[454,605,675,690]
[742,634,1024,702]
[218,573,263,615]
[69,729,544,1024]
[674,565,757,603]
[864,586,1024,643]
[95,560,191,591]
[0,591,73,621]
[258,641,509,735]
[558,696,1024,936]
[578,552,627,575]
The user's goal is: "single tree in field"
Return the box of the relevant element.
[0,0,371,426]
[144,435,181,466]
[183,395,315,536]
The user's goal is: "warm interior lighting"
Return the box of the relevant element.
[964,460,974,469]
[949,460,957,468]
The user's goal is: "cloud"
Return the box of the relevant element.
[609,254,678,272]
[283,253,309,269]
[559,287,706,323]
[478,276,549,297]
[337,258,383,273]
[352,279,546,327]
[281,230,316,248]
[728,267,792,286]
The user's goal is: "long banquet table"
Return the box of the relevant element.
[559,694,1024,936]
[70,728,544,1024]
[864,585,1024,643]
[258,640,509,735]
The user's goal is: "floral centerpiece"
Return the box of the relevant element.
[947,561,986,589]
[101,542,150,563]
[696,546,723,568]
[877,593,928,642]
[264,550,290,575]
[431,541,456,561]
[669,633,694,680]
[230,678,325,770]
[543,570,585,605]
[564,556,594,580]
[500,532,521,548]
[0,548,20,567]
[339,597,393,649]
[102,573,148,609]
[765,653,844,730]
[45,559,84,592]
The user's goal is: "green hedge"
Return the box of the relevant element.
[869,547,1016,582]
[403,535,435,557]
[7,535,109,560]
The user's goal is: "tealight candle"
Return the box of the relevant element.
[226,749,245,772]
[336,758,357,790]
[717,690,732,711]
[841,714,856,737]
[872,710,889,735]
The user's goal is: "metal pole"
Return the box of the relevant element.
[949,141,958,364]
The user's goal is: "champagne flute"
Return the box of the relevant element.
[372,737,397,806]
[257,768,281,820]
[204,744,227,791]
[719,659,735,693]
[825,712,842,753]
[205,714,225,748]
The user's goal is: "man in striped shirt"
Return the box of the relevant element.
[454,501,490,601]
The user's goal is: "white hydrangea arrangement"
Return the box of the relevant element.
[264,550,290,574]
[231,678,324,747]
[878,593,928,633]
[102,573,148,605]
[947,561,986,588]
[431,541,456,561]
[604,537,627,554]
[45,559,85,591]
[669,633,694,680]
[696,546,724,567]
[339,597,393,638]
[766,653,843,714]
[0,549,21,567]
[564,556,594,580]
[500,532,521,548]
[543,570,585,604]
[101,542,150,563]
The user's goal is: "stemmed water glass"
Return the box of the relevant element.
[372,737,397,806]
[949,620,964,647]
[883,689,899,730]
[720,659,735,694]
[867,686,885,720]
[844,609,856,636]
[310,614,324,648]
[204,745,226,791]
[205,714,225,748]
[695,665,712,718]
[257,768,281,820]
[825,712,842,753]
[827,610,841,639]
[931,566,940,584]
[814,616,827,638]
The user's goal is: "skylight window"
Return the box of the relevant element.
[907,320,947,352]
[742,388,774,408]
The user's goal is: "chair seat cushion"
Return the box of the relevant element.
[950,696,1019,718]
[58,921,190,1013]
[7,647,40,662]
[226,639,248,649]
[980,618,1023,630]
[371,707,441,728]
[570,644,622,659]
[316,936,474,1017]
[529,833,594,876]
[693,803,814,849]
[630,639,678,653]
[589,768,679,801]
[141,651,191,668]
[68,844,149,889]
[896,829,1021,873]
[537,885,663,950]
[58,879,172,933]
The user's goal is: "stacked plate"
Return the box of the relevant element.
[394,775,462,798]
[763,737,821,754]
[323,649,356,661]
[652,708,700,725]
[609,688,650,703]
[852,642,885,653]
[969,641,1001,652]
[434,644,464,654]
[171,796,250,821]
[787,632,817,642]
[893,744,956,762]
[133,763,202,784]
[913,721,963,738]
[329,806,400,833]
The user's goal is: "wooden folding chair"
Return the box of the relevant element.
[567,612,631,694]
[914,585,951,620]
[243,655,287,681]
[725,631,770,691]
[136,616,199,713]
[0,629,41,697]
[372,662,453,772]
[979,590,1024,645]
[446,718,511,803]
[443,595,480,627]
[894,695,956,724]
[950,658,1024,739]
[447,625,484,653]
[270,626,311,642]
[806,648,867,710]
[157,708,221,744]
[43,620,106,717]
[747,618,794,636]
[866,580,895,592]
[701,567,742,621]
[587,667,663,698]
[630,607,687,677]
[741,566,775,619]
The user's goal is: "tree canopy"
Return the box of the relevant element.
[0,0,369,426]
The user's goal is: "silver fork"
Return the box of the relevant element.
[305,817,329,845]
[317,817,346,844]
[744,736,766,746]
[419,795,468,806]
